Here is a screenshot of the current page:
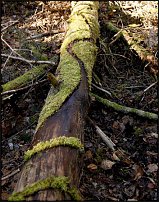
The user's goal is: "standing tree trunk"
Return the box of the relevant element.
[9,1,99,201]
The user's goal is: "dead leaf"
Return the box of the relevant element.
[112,152,120,161]
[87,163,97,171]
[147,164,158,173]
[113,148,133,164]
[133,164,144,180]
[101,159,115,170]
[147,182,156,189]
[85,150,93,159]
[112,121,120,129]
[146,151,157,156]
[1,192,10,200]
[124,184,136,197]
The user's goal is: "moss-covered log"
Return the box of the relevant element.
[9,1,99,201]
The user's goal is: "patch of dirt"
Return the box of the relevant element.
[1,1,158,201]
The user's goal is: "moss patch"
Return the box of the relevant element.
[72,41,98,87]
[24,136,84,161]
[8,176,81,201]
[36,51,81,131]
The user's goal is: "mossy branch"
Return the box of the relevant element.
[2,64,51,93]
[8,176,82,201]
[105,22,157,68]
[91,93,158,120]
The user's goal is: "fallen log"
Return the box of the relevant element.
[9,1,99,201]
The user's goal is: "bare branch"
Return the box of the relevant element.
[1,54,56,65]
[88,117,116,151]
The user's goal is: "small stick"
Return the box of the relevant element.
[2,79,48,96]
[88,117,116,151]
[100,53,130,60]
[125,85,145,89]
[26,29,65,40]
[2,168,20,181]
[1,20,19,32]
[1,54,56,65]
[92,83,112,97]
[1,37,32,67]
[143,81,157,93]
[2,121,36,144]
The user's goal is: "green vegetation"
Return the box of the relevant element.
[9,176,81,201]
[24,136,84,161]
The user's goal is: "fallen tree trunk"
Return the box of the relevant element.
[9,1,99,201]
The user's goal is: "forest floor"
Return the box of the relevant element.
[1,1,158,201]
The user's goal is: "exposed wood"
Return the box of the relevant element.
[9,2,99,201]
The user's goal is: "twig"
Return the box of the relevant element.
[26,29,65,40]
[1,54,56,65]
[2,94,13,101]
[143,81,157,93]
[92,83,112,97]
[139,81,157,102]
[109,30,123,45]
[88,117,116,150]
[1,20,19,32]
[2,168,20,181]
[91,93,158,120]
[2,121,36,144]
[1,36,32,67]
[2,79,48,96]
[2,51,13,69]
[100,53,130,60]
[125,85,145,89]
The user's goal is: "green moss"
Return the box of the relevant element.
[9,176,82,201]
[36,51,81,131]
[24,136,84,161]
[72,41,98,87]
[68,187,82,201]
[2,64,49,92]
[134,126,143,136]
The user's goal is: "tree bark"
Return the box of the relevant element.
[9,1,99,201]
